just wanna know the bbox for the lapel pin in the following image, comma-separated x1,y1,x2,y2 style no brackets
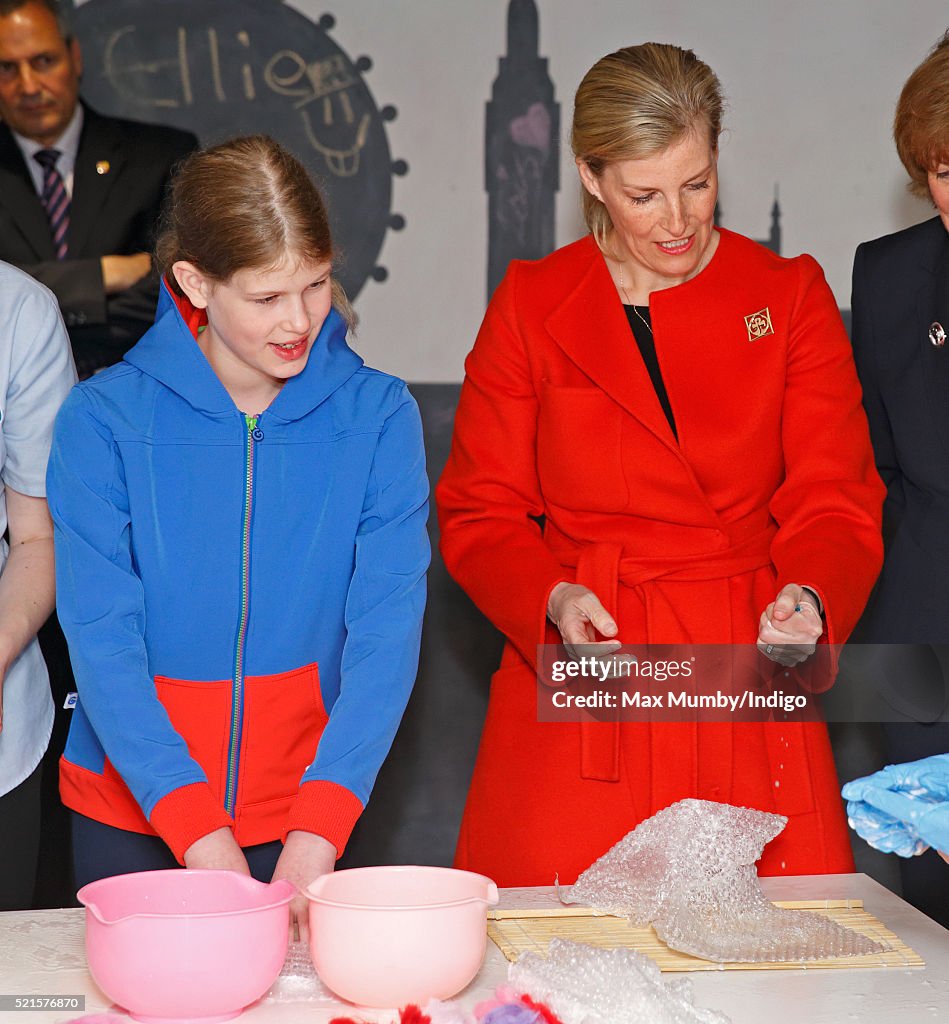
745,307,774,341
929,322,946,348
95,160,111,176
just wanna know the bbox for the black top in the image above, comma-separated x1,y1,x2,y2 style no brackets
624,304,677,439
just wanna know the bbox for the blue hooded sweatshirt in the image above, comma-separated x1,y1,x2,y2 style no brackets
47,284,429,862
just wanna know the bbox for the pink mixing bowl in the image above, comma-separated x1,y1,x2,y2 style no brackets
305,865,499,1008
77,870,294,1024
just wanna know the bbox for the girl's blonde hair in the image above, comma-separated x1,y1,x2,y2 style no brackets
156,135,354,327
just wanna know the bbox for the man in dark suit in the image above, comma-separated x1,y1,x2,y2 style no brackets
0,0,197,377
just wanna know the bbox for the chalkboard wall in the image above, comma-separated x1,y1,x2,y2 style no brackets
70,0,406,300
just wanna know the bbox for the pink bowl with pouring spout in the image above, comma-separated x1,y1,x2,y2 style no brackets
78,869,294,1024
305,865,499,1008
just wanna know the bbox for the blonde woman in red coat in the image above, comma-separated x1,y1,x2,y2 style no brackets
436,43,885,887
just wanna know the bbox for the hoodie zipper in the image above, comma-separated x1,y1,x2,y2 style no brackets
224,413,264,815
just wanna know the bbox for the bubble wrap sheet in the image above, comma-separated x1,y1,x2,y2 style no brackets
510,938,731,1024
565,799,885,962
264,941,336,1003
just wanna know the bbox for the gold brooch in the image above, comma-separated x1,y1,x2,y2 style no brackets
745,308,773,341
95,161,111,176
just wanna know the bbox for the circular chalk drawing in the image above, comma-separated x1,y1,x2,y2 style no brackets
72,0,406,300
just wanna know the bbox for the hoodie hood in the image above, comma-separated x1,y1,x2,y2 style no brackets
123,278,364,419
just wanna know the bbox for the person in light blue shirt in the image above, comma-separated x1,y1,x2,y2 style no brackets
0,260,75,909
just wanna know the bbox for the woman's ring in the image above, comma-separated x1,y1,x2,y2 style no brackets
765,644,774,655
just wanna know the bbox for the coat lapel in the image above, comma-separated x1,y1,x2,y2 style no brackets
544,241,679,449
918,228,949,456
0,127,55,258
68,108,125,257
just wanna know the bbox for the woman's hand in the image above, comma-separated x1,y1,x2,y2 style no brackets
547,582,621,659
757,584,823,666
183,827,250,874
272,831,337,942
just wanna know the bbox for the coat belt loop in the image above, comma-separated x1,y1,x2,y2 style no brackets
576,543,622,782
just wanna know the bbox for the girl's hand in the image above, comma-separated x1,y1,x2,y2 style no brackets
272,831,337,942
757,584,823,666
183,827,250,874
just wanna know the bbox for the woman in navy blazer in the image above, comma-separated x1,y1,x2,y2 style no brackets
849,31,949,926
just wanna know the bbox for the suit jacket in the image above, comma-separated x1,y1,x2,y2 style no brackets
850,215,949,719
0,104,197,376
436,229,884,885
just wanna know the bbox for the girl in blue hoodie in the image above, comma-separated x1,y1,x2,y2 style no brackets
47,136,429,931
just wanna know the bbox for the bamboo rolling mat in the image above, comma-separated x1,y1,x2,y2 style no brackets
487,899,924,971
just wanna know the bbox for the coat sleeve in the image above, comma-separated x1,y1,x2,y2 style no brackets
435,265,568,668
46,388,233,862
850,242,904,547
768,254,885,644
287,383,430,855
100,130,199,340
12,257,107,326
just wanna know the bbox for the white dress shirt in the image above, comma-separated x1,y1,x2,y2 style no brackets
12,103,84,199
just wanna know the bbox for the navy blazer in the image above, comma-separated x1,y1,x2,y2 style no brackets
850,214,949,720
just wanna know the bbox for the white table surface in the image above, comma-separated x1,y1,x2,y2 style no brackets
0,874,945,1023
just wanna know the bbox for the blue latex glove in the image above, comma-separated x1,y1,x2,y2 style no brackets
842,754,949,857
843,797,927,857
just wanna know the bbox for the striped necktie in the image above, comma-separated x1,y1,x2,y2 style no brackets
33,148,69,259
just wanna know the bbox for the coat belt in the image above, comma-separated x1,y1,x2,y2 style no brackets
568,535,774,782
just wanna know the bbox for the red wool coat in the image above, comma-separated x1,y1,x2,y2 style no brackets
436,229,885,887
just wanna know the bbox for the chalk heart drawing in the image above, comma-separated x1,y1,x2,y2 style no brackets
510,102,551,154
